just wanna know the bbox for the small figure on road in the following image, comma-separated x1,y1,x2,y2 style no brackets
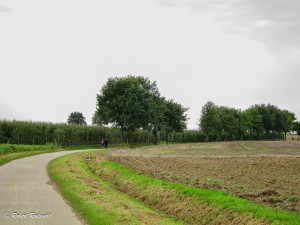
104,139,108,148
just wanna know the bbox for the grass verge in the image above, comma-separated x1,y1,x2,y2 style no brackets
0,144,58,166
0,151,49,166
88,154,300,225
48,152,183,225
0,144,57,154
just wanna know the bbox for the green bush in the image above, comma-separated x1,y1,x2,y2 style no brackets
0,144,57,155
0,120,155,147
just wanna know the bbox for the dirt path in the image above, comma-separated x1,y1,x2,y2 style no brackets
0,150,93,225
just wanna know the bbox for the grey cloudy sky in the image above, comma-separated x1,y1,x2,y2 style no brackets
0,0,299,129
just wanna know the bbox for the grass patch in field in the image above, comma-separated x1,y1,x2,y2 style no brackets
0,144,57,154
0,151,48,166
90,157,300,225
112,141,300,157
48,152,182,225
63,145,100,150
0,144,58,166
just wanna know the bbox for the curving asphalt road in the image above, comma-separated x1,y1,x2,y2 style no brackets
0,150,92,225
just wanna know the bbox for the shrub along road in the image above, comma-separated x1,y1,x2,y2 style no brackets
0,150,92,225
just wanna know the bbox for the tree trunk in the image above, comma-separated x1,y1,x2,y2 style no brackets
284,132,287,141
121,126,124,147
153,127,158,145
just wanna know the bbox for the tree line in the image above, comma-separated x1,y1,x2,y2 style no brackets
1,76,299,146
0,120,156,147
198,101,297,141
91,76,299,143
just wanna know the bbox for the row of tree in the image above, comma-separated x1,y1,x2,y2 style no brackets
199,101,297,141
66,76,299,144
0,120,156,147
2,76,298,146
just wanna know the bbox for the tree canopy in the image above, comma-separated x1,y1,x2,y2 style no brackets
199,102,296,141
93,76,188,144
163,99,189,143
293,121,300,136
67,111,87,126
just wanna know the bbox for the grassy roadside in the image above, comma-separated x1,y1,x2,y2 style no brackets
0,144,58,166
88,155,300,225
0,144,57,154
48,152,182,225
0,151,51,166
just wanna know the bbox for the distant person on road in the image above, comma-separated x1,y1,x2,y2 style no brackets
100,139,104,148
104,139,108,148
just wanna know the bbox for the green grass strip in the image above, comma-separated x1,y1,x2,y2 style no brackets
48,153,182,225
0,151,49,166
0,144,58,166
0,144,57,154
63,145,100,150
100,161,300,225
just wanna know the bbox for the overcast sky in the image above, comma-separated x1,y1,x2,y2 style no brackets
0,0,299,129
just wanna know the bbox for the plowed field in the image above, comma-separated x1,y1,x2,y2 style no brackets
109,141,300,213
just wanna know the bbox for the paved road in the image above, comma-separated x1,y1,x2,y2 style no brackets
0,150,93,225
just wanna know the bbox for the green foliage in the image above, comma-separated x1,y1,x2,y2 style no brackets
67,111,87,125
0,144,56,155
219,106,242,140
93,76,161,142
280,109,296,139
0,120,155,147
0,144,58,166
48,153,181,225
198,102,296,141
94,76,157,128
293,121,300,135
93,76,188,145
288,197,299,203
198,101,222,141
0,152,51,166
168,130,206,143
163,99,189,143
63,145,100,150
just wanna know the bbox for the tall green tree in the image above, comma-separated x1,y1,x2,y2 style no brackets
143,95,167,144
198,101,222,141
280,110,296,140
257,104,277,135
93,76,162,144
67,112,87,126
163,99,188,143
244,106,264,139
219,106,242,140
293,121,300,140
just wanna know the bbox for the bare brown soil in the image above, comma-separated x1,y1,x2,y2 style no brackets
88,153,269,225
112,141,300,157
109,141,300,213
